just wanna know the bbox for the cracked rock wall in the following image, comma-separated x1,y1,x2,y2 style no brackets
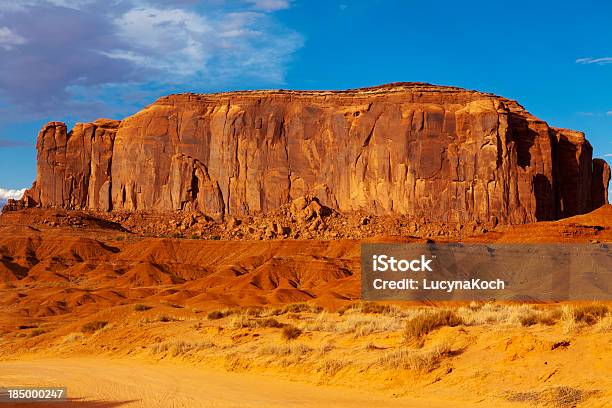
23,83,610,224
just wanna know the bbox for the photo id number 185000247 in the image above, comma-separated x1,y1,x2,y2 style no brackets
0,387,67,403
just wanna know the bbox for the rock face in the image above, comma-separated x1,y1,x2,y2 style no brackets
28,119,120,211
22,83,610,224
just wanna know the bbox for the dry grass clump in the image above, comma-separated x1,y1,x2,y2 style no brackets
376,342,453,373
151,340,215,357
518,308,562,327
595,316,612,333
61,332,84,343
260,343,312,356
207,308,235,320
266,302,323,316
281,325,302,340
456,303,563,327
81,320,108,333
317,359,347,377
345,314,403,337
134,304,152,312
571,304,608,325
506,386,599,408
258,317,285,328
337,302,400,316
227,314,286,329
157,314,179,322
404,310,462,342
302,310,405,336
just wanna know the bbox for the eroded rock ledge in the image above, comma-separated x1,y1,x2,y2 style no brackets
18,82,610,224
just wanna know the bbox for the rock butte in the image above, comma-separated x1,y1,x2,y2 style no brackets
19,82,610,225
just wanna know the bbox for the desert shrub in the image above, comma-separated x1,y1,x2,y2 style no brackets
518,308,561,327
281,325,302,340
264,302,322,315
572,304,608,325
337,302,403,317
134,304,152,312
257,317,285,328
245,307,263,317
208,310,227,320
157,314,177,323
280,303,322,314
337,302,393,315
81,320,108,333
359,302,394,314
404,310,462,342
207,308,235,320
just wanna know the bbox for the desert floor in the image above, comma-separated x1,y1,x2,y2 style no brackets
0,357,472,408
1,302,611,408
1,207,611,407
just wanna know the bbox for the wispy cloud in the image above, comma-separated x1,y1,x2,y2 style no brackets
0,26,26,50
575,57,612,65
604,154,612,157
576,111,612,117
0,1,303,122
246,0,291,11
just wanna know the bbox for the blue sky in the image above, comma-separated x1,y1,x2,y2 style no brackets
0,0,610,194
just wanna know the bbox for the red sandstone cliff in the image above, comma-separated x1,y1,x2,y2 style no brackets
21,83,610,224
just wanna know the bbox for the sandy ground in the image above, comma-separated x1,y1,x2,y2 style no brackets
0,357,475,408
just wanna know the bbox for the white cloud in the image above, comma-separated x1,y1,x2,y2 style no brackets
0,188,25,200
104,5,303,84
607,111,612,116
0,26,26,50
575,57,612,65
605,154,612,157
109,6,214,76
246,0,290,11
0,187,25,207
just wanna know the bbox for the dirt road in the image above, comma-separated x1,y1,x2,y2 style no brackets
0,357,470,408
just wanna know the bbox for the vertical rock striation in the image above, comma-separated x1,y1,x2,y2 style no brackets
21,83,610,224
